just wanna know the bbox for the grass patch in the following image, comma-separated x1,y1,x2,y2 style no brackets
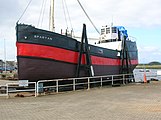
136,65,161,69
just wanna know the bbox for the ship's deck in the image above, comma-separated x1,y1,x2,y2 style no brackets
0,80,161,120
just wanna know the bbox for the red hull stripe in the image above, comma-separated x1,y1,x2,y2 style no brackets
17,43,138,66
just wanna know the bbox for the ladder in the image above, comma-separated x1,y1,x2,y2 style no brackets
76,24,94,77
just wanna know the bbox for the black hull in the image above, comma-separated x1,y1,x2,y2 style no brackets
18,57,137,82
16,24,138,82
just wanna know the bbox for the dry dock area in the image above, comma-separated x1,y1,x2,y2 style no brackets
0,81,161,120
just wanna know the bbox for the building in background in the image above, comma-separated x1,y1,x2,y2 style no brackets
0,59,17,72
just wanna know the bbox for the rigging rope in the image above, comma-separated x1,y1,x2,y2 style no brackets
62,0,75,36
37,0,45,27
17,0,33,22
64,0,74,32
40,0,47,27
76,0,100,35
62,0,68,28
37,0,47,28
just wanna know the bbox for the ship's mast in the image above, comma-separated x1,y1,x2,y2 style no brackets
49,0,55,32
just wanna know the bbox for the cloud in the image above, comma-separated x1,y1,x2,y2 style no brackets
0,0,161,62
138,46,161,63
1,0,161,32
139,46,158,52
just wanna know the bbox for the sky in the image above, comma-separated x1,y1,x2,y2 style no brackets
0,0,161,63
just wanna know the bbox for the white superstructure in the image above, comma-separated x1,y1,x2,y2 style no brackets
96,41,122,51
94,25,130,51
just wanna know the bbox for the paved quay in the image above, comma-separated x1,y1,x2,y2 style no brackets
0,81,161,120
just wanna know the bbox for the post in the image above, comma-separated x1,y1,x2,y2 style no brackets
6,84,9,99
49,0,55,32
87,78,90,90
112,75,114,85
56,80,59,93
101,77,102,87
123,74,125,85
37,82,39,96
73,79,75,91
4,39,7,73
34,82,37,97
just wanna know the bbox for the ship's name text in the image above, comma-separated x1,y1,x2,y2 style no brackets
34,35,53,40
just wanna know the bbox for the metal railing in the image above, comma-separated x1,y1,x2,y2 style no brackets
6,82,36,98
0,73,134,98
0,85,7,97
36,73,134,96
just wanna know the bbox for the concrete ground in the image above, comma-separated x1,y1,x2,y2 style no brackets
0,81,161,120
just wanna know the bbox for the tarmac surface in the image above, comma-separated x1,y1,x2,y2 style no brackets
0,80,161,120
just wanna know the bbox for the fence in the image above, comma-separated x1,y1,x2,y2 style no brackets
0,85,7,97
36,74,134,96
0,74,134,98
6,82,36,98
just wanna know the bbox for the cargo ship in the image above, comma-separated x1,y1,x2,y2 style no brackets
16,0,138,81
